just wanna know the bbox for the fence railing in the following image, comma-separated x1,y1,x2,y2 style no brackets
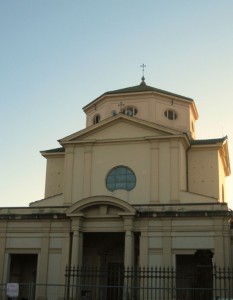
1,265,233,300
64,265,233,300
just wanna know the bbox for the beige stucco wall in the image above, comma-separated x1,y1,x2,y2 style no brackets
42,107,227,207
44,156,64,198
67,138,187,205
218,151,227,202
145,217,230,267
188,148,219,199
0,217,70,286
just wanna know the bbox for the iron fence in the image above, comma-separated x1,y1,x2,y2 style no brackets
64,265,233,300
1,265,233,300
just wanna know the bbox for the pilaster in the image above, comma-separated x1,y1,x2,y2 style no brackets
162,219,172,266
139,220,149,267
170,141,179,203
150,142,159,203
64,146,74,205
36,221,50,300
60,230,71,285
214,218,231,267
0,222,6,284
83,145,93,198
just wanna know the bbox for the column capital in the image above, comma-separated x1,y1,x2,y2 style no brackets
69,215,84,232
65,146,74,154
67,213,84,218
149,140,159,149
119,213,135,231
118,212,135,219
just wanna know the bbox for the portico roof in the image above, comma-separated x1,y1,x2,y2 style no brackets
190,136,227,145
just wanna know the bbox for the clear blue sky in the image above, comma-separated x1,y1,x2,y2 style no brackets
1,1,233,207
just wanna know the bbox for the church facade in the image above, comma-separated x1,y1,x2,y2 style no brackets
0,77,232,298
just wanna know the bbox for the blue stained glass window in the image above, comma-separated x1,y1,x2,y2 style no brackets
106,166,136,191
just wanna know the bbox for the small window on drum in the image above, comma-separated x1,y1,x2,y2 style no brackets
123,107,138,116
106,166,136,191
93,114,101,124
164,109,177,120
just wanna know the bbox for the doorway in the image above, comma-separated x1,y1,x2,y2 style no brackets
176,250,213,300
83,232,125,267
9,254,38,299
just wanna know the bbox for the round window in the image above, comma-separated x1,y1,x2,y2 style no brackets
106,166,136,191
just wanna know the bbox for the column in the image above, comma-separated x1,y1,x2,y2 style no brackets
121,214,135,267
124,230,134,267
71,216,83,267
71,231,83,267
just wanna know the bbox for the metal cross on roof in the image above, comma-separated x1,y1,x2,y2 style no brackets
140,63,146,76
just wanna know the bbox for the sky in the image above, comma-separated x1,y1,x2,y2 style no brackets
0,1,233,207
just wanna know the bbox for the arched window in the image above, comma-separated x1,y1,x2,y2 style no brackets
106,166,136,191
93,114,101,124
164,109,177,120
123,106,138,116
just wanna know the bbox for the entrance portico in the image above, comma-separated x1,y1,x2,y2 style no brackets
66,196,137,268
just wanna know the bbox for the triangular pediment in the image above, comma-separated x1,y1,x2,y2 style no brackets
59,114,184,144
